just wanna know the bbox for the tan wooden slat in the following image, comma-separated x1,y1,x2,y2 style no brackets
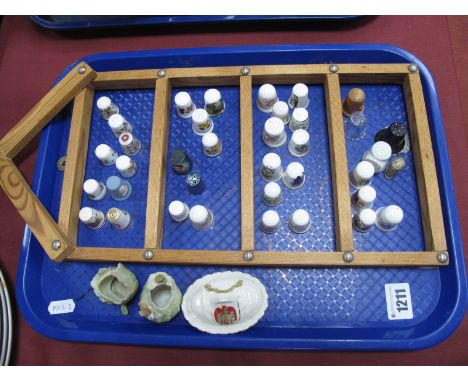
0,62,96,158
69,248,246,264
403,73,447,252
253,251,445,266
68,247,444,267
154,64,410,80
240,75,255,250
324,74,354,252
166,66,241,87
338,73,407,84
91,70,157,89
144,78,171,248
166,64,410,87
0,152,73,262
58,87,94,245
348,251,447,266
248,64,327,85
336,64,410,74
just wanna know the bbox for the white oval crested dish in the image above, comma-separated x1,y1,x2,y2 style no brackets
182,271,268,335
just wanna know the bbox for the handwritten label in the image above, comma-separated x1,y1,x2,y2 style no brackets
48,299,75,315
385,283,413,320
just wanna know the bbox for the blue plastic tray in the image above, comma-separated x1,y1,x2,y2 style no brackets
16,45,467,350
29,16,362,31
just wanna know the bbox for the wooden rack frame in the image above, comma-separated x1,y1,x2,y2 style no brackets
0,62,448,267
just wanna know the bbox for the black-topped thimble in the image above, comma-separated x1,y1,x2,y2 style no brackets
171,149,193,175
186,172,205,195
374,122,407,154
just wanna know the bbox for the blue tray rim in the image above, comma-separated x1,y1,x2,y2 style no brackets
29,16,363,31
15,44,468,351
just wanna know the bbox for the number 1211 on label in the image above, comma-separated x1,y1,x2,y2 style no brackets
385,283,413,320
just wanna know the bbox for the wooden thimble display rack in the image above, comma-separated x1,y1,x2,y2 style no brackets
0,62,448,267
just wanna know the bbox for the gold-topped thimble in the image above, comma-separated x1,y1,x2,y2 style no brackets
342,88,365,117
106,207,131,230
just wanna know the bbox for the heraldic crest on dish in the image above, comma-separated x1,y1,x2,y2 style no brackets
182,271,268,334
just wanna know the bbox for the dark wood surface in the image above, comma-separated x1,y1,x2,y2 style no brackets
0,15,466,365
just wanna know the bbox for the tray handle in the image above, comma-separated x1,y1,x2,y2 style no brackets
0,62,96,262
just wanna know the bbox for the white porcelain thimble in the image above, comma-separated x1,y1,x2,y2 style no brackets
263,117,286,148
362,141,392,173
189,205,214,231
119,132,141,156
288,83,309,109
352,208,377,233
95,144,118,166
257,84,278,113
289,108,309,131
83,179,107,201
351,185,376,211
271,101,290,125
288,209,311,233
204,88,225,116
116,155,137,177
262,182,282,207
288,129,310,157
106,207,131,230
202,132,222,157
79,207,106,229
96,96,119,120
282,162,305,189
260,153,283,182
376,205,404,231
349,161,375,189
260,210,281,234
168,200,190,222
175,91,196,118
192,108,214,136
108,114,132,138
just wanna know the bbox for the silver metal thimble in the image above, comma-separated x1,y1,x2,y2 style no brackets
384,156,406,179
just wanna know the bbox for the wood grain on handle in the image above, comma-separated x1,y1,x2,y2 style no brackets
0,62,96,158
0,152,73,262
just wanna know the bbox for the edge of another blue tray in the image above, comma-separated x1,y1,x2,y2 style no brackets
29,16,363,31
